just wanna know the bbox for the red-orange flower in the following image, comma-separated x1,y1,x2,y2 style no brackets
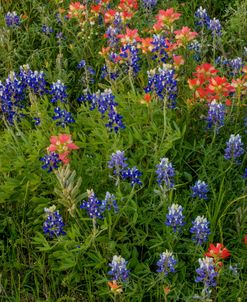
231,78,247,96
173,55,185,68
104,10,132,24
154,8,181,29
193,63,218,81
164,286,171,295
138,37,154,53
205,243,231,260
174,26,198,46
104,9,117,23
67,2,86,19
117,27,141,44
118,0,138,12
208,76,234,97
99,46,111,58
47,134,79,164
187,78,204,90
108,281,123,294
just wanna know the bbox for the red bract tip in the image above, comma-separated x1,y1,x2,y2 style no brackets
193,63,218,81
205,243,231,260
174,26,198,46
47,134,79,164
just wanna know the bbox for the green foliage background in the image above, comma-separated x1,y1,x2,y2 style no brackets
0,0,246,301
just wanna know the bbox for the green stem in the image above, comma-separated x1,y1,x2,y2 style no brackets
161,97,167,144
128,70,135,93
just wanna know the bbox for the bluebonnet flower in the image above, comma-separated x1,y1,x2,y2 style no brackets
90,89,117,113
243,168,247,179
0,72,26,124
80,89,125,132
229,264,239,276
77,60,86,69
40,152,61,172
191,180,209,200
142,0,157,10
165,204,185,232
151,35,169,63
0,67,47,124
79,65,95,86
4,71,25,100
195,257,218,294
77,90,93,103
188,40,202,61
105,25,121,48
229,57,244,75
224,134,245,161
19,65,47,94
194,6,210,27
55,13,63,25
108,255,129,282
156,250,177,275
43,205,66,238
33,117,41,125
56,32,64,43
208,18,222,36
145,65,177,107
108,52,120,63
5,12,20,27
101,64,119,80
119,44,140,75
121,167,142,186
190,216,210,245
101,192,118,213
156,158,175,191
106,107,125,132
108,150,128,176
52,107,75,127
80,189,104,219
87,66,96,77
41,25,54,36
215,56,229,67
206,100,225,131
188,40,201,53
50,80,68,103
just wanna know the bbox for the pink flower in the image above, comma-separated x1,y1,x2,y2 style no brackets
173,55,185,68
174,27,198,46
154,8,181,30
47,134,79,164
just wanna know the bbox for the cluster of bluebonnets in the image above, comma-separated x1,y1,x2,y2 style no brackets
80,190,118,219
40,152,61,172
195,6,222,36
5,11,20,27
141,0,158,10
78,89,125,132
108,150,142,186
144,65,178,108
43,205,66,238
0,63,127,132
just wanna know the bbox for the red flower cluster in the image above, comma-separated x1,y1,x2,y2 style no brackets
174,26,198,47
205,243,230,268
188,63,234,103
47,134,79,164
117,28,141,45
231,65,247,99
153,8,181,31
